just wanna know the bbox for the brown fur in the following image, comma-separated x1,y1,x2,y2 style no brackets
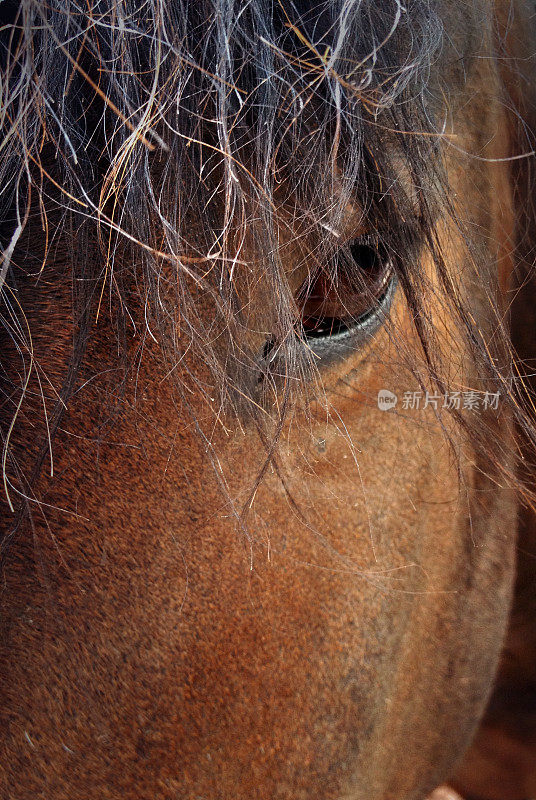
453,3,536,796
1,2,536,799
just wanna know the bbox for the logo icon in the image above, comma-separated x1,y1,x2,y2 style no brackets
377,389,398,411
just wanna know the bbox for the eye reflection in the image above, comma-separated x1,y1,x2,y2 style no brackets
297,238,394,342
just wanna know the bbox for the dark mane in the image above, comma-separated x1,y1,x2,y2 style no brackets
1,0,535,539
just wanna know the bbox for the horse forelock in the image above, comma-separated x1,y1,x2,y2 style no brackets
0,0,534,529
3,5,536,797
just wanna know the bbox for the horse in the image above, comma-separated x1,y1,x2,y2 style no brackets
1,1,536,798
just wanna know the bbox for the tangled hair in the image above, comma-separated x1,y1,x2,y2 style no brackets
1,0,536,538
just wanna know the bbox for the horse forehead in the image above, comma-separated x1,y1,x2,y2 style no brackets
427,0,493,96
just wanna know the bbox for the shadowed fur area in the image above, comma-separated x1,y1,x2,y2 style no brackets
1,1,536,799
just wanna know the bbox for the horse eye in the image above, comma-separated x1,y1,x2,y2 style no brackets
297,238,395,346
